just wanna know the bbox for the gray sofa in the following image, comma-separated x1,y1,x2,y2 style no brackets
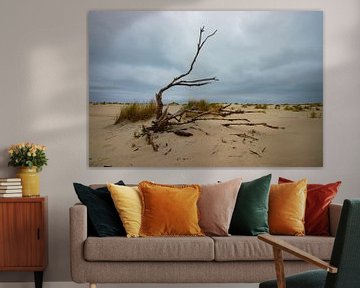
70,202,342,288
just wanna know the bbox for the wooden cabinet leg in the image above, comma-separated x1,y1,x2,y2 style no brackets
34,271,43,288
89,283,97,288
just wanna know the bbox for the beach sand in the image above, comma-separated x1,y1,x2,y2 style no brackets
89,103,323,167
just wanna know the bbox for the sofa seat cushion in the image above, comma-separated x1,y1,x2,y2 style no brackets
84,236,214,261
212,236,334,261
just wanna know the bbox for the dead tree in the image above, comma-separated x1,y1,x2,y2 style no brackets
153,26,218,131
138,26,283,152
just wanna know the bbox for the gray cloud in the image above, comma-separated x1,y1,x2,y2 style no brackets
89,11,323,104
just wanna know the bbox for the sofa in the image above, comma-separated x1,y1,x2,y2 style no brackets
70,201,342,287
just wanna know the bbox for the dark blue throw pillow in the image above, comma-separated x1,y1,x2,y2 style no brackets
73,181,126,237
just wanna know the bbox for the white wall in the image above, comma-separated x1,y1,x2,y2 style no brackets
0,0,359,283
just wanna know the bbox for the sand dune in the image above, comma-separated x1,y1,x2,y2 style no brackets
89,104,322,167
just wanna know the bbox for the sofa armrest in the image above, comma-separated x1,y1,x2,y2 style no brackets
69,203,88,283
329,203,342,237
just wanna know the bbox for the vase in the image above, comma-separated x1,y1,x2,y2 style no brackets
16,167,40,197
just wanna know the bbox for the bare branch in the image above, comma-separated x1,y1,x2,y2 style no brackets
154,26,218,119
173,81,216,87
175,77,219,85
173,26,217,83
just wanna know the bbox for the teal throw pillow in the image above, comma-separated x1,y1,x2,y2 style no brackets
229,174,272,236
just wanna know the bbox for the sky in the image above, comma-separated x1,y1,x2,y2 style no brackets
88,11,323,104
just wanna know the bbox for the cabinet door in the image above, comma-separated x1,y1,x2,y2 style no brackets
0,202,44,268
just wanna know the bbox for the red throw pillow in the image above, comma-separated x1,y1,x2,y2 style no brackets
278,177,341,236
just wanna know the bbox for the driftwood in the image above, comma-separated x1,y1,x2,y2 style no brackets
164,148,172,155
249,149,262,157
136,27,286,151
142,125,159,152
173,130,193,137
222,122,284,129
231,133,259,141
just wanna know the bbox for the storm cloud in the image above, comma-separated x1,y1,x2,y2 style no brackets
89,11,323,104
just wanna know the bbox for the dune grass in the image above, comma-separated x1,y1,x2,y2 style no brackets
254,104,268,109
184,99,222,112
114,101,157,124
284,104,304,112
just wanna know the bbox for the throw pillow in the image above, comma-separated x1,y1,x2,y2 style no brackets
73,181,126,237
269,179,307,236
229,174,272,236
278,177,341,236
198,178,242,236
107,183,142,238
138,181,203,237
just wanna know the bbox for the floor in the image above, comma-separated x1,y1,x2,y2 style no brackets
0,283,259,288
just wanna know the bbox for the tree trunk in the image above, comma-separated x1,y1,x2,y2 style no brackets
155,92,163,120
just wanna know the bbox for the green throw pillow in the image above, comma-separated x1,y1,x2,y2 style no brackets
229,174,272,236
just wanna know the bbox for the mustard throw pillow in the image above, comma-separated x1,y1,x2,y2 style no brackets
269,179,307,236
107,183,142,237
138,181,204,237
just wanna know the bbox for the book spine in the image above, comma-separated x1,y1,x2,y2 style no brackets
0,190,23,193
0,187,22,190
0,178,21,182
0,183,22,186
0,194,22,197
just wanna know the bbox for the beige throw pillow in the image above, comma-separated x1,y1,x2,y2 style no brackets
198,178,242,236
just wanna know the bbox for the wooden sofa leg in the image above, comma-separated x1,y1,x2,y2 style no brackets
89,283,97,288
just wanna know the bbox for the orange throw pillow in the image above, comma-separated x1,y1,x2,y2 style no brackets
269,179,307,236
278,177,341,235
138,181,204,237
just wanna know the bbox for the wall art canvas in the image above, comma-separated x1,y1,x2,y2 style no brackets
89,11,323,167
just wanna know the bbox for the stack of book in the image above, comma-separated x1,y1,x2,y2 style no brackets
0,178,22,197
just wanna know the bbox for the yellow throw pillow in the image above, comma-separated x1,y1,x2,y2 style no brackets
138,181,204,237
107,183,142,238
269,179,307,236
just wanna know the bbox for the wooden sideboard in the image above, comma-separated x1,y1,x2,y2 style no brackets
0,197,47,288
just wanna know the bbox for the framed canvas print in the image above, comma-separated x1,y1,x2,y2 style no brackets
88,11,323,167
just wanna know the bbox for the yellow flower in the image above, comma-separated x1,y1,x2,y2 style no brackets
38,145,46,151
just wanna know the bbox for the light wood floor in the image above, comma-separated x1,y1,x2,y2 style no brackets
0,282,259,288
